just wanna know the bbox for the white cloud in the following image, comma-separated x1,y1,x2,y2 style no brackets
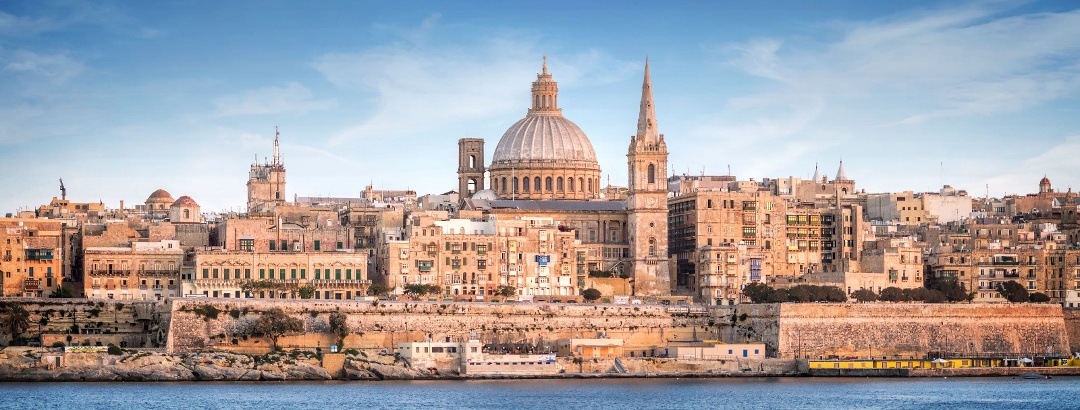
315,17,633,146
4,50,84,84
0,11,61,35
213,82,335,117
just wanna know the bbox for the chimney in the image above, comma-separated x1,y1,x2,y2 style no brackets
119,200,125,218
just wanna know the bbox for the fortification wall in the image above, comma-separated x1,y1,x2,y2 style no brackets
1063,308,1080,355
775,303,1069,359
0,298,169,348
166,299,706,354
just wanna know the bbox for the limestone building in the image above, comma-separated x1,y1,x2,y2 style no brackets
83,240,184,300
247,128,287,214
0,218,64,297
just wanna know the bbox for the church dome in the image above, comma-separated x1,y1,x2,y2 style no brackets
471,189,497,201
171,196,199,207
147,189,173,202
491,114,597,163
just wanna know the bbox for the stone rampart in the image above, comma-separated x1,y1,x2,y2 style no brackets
156,299,1077,361
1062,308,1080,354
166,299,706,354
774,303,1069,359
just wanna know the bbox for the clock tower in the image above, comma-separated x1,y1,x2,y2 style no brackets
626,60,671,296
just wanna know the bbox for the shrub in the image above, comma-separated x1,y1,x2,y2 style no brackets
193,304,222,321
51,341,65,348
581,288,602,302
107,345,123,355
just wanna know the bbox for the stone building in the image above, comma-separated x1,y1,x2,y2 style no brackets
83,240,184,300
188,250,369,300
247,129,287,214
0,218,64,297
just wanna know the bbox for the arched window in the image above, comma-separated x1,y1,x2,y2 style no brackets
467,179,477,194
183,209,190,219
469,155,476,168
579,178,585,192
545,177,553,192
588,178,594,193
557,177,564,192
542,95,548,108
648,238,656,257
568,178,575,192
522,177,530,193
647,164,656,184
534,177,541,192
513,177,519,193
502,177,507,193
535,95,540,108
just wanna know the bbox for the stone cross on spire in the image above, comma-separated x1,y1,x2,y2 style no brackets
273,126,281,166
636,58,659,141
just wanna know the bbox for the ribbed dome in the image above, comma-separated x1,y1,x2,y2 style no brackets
491,113,597,164
171,196,199,207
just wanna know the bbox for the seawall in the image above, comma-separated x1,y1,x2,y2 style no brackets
771,303,1069,359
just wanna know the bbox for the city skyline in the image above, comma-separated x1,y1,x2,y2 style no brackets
3,1,1080,214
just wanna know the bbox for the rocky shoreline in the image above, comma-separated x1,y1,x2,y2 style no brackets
0,347,448,382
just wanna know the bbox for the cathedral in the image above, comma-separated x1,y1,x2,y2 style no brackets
459,58,672,296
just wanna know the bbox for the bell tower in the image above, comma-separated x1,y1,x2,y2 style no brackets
458,138,486,198
626,59,671,296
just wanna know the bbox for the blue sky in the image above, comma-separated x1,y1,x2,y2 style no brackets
2,1,1080,214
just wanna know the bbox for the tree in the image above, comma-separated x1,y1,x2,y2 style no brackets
1,302,31,342
581,288,602,302
496,286,517,298
328,312,350,339
367,284,391,296
929,280,969,302
49,284,74,298
850,289,878,302
1028,292,1051,303
742,283,772,304
404,283,441,297
252,308,305,350
997,281,1028,303
879,287,908,302
297,285,316,299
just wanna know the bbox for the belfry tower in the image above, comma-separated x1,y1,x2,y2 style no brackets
458,138,486,198
626,60,671,296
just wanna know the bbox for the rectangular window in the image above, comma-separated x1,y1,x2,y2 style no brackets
239,239,254,252
346,269,352,280
337,241,343,250
300,269,306,279
245,269,251,279
259,269,266,279
314,240,321,251
269,241,276,251
279,269,285,280
202,269,209,279
315,269,321,280
335,269,342,280
291,269,297,279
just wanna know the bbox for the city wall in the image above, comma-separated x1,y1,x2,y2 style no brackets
166,299,706,354
766,303,1070,359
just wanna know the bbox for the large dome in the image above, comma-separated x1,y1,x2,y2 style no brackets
491,113,597,163
487,57,602,201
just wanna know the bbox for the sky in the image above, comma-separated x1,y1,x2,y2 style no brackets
2,0,1080,214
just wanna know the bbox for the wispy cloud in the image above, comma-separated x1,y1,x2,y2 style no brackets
213,82,336,117
4,50,85,85
315,16,633,146
0,10,61,35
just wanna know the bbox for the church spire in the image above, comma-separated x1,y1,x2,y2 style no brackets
636,58,659,142
835,160,848,181
272,126,282,166
812,162,821,182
